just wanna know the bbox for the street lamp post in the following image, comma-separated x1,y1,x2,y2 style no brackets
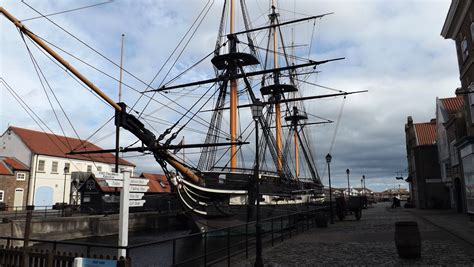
62,166,69,216
363,175,366,196
325,153,334,224
346,169,350,197
252,99,264,267
362,175,366,208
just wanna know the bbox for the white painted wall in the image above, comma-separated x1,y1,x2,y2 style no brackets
29,154,134,206
0,130,32,165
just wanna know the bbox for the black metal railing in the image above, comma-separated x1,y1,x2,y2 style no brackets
0,206,328,266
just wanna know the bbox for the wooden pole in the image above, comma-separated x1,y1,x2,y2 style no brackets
229,0,238,170
21,210,32,267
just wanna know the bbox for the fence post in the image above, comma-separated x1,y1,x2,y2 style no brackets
227,228,230,267
204,232,207,266
172,239,176,266
271,219,274,247
245,223,248,259
46,250,54,267
280,217,283,242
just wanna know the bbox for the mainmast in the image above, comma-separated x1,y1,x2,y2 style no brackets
271,2,283,174
229,0,238,170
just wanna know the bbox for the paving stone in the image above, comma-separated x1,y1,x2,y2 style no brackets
236,203,474,266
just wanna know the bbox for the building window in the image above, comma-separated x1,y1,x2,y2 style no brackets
97,166,102,172
16,172,26,181
0,191,4,202
471,22,474,43
462,36,469,61
87,165,92,172
51,161,58,173
37,160,45,172
64,163,70,173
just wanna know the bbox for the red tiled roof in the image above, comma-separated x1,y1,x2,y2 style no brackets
141,173,170,193
9,126,135,167
3,157,29,171
0,162,13,176
440,96,464,115
414,122,436,146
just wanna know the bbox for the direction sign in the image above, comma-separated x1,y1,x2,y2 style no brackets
130,185,149,192
129,193,144,200
105,179,123,187
74,258,116,267
96,171,122,180
129,199,146,207
130,178,149,186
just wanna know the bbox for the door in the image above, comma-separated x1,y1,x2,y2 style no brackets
34,186,54,208
14,188,24,210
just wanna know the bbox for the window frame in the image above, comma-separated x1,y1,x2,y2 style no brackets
51,161,59,174
87,165,92,173
37,160,45,172
0,190,4,202
64,163,70,174
16,172,26,181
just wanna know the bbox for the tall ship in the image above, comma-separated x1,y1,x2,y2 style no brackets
1,1,362,232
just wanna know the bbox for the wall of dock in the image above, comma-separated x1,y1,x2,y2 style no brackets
0,212,179,240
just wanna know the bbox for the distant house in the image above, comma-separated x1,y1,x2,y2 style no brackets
436,95,466,212
79,172,176,214
140,172,171,193
405,117,448,209
0,126,135,207
0,157,30,210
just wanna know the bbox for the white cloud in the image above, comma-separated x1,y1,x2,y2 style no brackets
0,0,458,191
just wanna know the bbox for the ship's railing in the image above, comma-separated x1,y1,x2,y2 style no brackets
206,167,280,177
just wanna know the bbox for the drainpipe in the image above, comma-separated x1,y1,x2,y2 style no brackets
31,155,39,206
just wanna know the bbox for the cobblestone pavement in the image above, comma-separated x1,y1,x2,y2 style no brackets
237,203,474,266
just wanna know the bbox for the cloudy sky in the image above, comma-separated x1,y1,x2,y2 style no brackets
0,0,459,192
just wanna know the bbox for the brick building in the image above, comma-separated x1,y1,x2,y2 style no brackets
0,157,30,209
442,0,474,215
405,117,448,209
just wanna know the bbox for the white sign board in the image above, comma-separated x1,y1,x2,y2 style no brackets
129,199,146,207
95,171,122,180
73,258,116,267
105,179,123,187
130,178,149,186
129,193,144,200
130,185,149,192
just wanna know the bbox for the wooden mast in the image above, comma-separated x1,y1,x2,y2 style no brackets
271,1,283,174
229,0,238,170
0,7,204,185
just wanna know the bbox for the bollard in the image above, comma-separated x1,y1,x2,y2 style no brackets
394,221,421,259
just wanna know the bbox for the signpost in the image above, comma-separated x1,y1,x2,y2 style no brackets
115,171,149,258
118,171,130,258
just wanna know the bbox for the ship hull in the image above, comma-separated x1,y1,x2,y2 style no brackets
172,171,324,233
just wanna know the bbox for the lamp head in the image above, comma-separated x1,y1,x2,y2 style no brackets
251,98,264,120
325,153,332,163
346,168,350,175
